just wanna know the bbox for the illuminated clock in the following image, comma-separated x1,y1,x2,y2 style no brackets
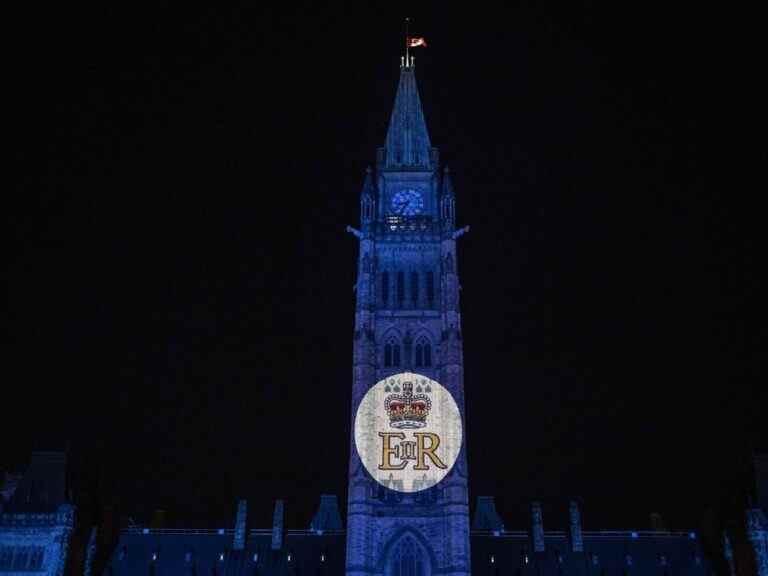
391,189,424,216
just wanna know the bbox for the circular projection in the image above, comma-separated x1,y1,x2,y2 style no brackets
354,372,462,493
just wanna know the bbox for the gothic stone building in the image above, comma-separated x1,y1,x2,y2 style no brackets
93,57,714,576
0,453,76,576
2,60,738,575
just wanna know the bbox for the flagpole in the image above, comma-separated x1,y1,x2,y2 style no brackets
405,17,410,66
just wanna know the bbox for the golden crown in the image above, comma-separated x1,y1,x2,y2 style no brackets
384,381,431,429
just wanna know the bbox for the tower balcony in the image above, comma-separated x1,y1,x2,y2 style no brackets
377,216,444,239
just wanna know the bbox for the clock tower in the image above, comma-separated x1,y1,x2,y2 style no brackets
346,56,471,576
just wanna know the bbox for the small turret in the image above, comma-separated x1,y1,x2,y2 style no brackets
441,166,455,230
724,530,736,576
360,166,375,233
472,496,504,535
569,500,584,552
747,508,768,576
531,502,545,552
310,494,343,533
233,499,247,550
271,500,284,550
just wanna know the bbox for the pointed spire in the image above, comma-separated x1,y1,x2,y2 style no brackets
310,494,343,532
441,166,455,225
361,166,375,197
233,499,247,550
271,499,284,550
384,64,432,168
442,166,454,197
569,501,584,552
360,166,375,226
472,496,504,533
531,502,545,552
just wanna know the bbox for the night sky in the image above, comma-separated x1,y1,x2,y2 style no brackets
6,2,762,534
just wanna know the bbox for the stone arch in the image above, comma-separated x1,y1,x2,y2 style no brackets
377,526,436,576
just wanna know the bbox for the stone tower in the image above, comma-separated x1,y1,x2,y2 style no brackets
345,56,471,576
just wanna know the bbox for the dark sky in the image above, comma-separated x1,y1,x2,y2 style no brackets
6,2,762,533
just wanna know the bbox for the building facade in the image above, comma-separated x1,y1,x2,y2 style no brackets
2,58,724,576
0,453,75,576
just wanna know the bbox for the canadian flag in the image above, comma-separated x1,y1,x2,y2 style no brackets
407,37,427,48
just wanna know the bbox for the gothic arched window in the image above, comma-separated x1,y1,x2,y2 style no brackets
410,271,419,305
384,338,401,368
381,271,389,305
390,537,424,576
442,196,454,221
426,272,435,306
414,337,432,368
362,195,373,221
397,272,405,306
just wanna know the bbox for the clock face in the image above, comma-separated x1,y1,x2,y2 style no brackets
391,189,424,216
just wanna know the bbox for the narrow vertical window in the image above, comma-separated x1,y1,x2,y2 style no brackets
414,337,431,368
385,337,401,368
0,548,11,570
391,537,424,576
13,548,28,571
32,548,44,570
381,271,389,306
426,271,435,306
410,271,419,305
397,271,405,306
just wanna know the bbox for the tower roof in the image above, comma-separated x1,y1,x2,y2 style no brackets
384,63,433,169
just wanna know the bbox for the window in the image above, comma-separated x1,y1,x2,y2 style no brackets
0,547,12,570
25,548,43,571
384,338,401,368
381,272,389,305
414,337,432,368
426,272,434,306
13,548,28,571
391,537,424,576
362,196,373,220
397,272,405,306
410,271,419,304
